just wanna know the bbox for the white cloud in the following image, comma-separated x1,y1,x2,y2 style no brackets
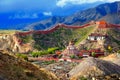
56,0,120,7
43,12,52,16
9,13,39,19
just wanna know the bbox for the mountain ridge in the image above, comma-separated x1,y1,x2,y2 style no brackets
0,1,106,30
25,1,120,30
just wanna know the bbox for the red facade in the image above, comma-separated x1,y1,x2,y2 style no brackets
78,49,104,57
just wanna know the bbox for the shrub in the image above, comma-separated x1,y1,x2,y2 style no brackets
47,47,59,54
16,54,28,61
20,35,33,43
31,51,48,57
41,60,56,65
70,54,76,59
79,76,87,80
78,56,83,59
107,46,113,53
31,52,39,57
91,52,96,57
31,47,60,57
117,50,120,54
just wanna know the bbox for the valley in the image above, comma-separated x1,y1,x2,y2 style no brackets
0,1,120,80
0,20,120,80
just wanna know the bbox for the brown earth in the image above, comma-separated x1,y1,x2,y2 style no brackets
68,57,120,80
0,51,58,80
0,34,32,53
102,53,120,66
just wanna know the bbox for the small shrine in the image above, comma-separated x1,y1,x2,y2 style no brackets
61,41,79,59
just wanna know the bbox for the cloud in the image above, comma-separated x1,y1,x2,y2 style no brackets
0,0,119,13
43,12,52,16
56,0,120,7
0,0,56,13
9,13,39,19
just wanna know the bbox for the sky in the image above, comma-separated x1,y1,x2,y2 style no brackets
0,0,120,12
0,0,120,18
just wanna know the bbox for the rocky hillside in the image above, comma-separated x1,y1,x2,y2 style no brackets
0,31,33,53
77,23,120,52
18,21,120,52
69,57,120,80
100,13,120,24
65,1,120,25
32,24,95,50
102,54,120,66
0,51,58,80
26,1,120,30
106,28,120,49
1,21,120,53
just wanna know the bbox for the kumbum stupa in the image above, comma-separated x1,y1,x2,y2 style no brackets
59,41,79,61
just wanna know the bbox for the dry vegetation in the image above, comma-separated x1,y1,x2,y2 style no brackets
69,57,120,80
0,30,19,34
0,51,58,80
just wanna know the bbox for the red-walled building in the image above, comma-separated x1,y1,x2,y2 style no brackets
96,20,108,28
79,49,104,58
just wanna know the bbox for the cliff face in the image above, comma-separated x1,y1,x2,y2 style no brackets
0,34,32,53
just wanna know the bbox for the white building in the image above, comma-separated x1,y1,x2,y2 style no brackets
88,33,106,41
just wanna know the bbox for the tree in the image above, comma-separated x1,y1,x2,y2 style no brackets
107,46,113,53
117,50,120,54
91,52,96,57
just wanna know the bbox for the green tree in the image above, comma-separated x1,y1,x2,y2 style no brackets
107,46,113,53
117,50,120,54
91,52,96,57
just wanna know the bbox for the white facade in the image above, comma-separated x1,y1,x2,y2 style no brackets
88,36,105,41
88,36,95,40
67,45,75,50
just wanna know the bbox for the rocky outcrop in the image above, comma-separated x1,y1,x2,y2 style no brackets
102,54,120,66
68,57,120,80
0,34,32,53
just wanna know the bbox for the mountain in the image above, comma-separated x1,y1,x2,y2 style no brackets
100,13,120,24
0,13,50,30
64,1,120,24
26,1,120,30
0,21,120,80
20,24,95,50
52,1,105,16
0,1,106,30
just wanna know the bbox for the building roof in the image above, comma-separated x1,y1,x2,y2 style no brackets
98,20,108,28
89,33,106,37
99,20,107,25
80,49,104,53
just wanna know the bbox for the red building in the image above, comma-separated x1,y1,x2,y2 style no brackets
79,49,104,58
97,20,108,28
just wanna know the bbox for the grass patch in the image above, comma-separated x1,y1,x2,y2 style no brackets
74,25,95,45
16,53,28,61
31,47,59,57
0,30,19,34
41,60,56,65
